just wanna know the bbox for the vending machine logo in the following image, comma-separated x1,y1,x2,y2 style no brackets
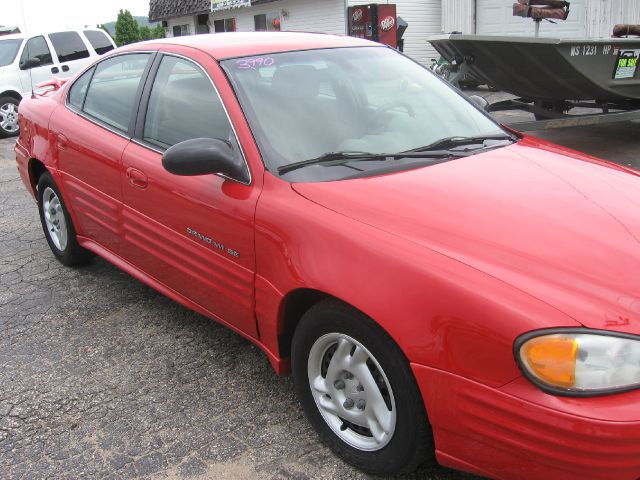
380,16,395,31
352,8,363,22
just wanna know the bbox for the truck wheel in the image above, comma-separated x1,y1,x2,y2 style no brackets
0,96,20,138
37,172,93,266
292,299,433,476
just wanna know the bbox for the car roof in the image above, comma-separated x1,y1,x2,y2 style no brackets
137,32,380,60
0,28,108,41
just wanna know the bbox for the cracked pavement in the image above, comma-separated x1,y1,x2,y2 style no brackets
0,135,475,480
1,100,638,479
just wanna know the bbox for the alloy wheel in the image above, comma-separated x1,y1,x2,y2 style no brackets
307,332,397,451
0,101,19,134
42,187,68,251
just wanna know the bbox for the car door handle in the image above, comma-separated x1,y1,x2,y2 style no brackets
57,133,68,150
126,167,148,189
61,65,69,72
51,66,59,74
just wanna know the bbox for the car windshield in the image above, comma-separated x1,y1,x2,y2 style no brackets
221,46,510,182
0,39,23,67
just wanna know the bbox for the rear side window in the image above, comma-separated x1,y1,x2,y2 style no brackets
48,31,89,63
83,30,114,55
19,36,53,69
143,55,231,148
83,54,151,132
68,67,94,109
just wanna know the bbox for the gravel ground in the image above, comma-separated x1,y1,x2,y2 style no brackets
0,136,475,480
1,95,638,480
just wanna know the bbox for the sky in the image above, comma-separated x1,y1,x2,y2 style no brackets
2,0,152,33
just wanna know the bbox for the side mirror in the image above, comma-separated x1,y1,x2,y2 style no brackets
468,94,490,112
20,58,41,70
162,137,249,183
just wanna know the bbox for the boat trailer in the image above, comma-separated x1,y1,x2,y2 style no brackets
430,1,640,131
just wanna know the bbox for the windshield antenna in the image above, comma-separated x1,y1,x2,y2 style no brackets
20,0,35,98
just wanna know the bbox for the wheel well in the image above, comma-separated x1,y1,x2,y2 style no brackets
1,91,22,102
29,159,47,194
278,288,330,358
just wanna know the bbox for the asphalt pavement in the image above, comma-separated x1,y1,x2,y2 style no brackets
0,104,639,480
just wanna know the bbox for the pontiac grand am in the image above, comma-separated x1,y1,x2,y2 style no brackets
15,32,640,479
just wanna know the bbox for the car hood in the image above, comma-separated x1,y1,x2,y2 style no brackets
292,139,640,335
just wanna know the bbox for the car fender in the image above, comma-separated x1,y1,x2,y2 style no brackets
255,173,581,387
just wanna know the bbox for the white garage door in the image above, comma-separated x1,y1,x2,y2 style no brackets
476,0,586,38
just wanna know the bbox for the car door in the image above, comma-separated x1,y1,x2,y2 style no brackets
47,31,92,77
121,50,259,337
49,52,154,254
17,35,58,94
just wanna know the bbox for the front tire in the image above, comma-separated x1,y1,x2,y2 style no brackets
37,172,93,266
0,96,20,138
292,299,433,476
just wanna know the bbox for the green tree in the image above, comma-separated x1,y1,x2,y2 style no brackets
151,23,166,39
97,23,109,34
114,9,139,46
139,25,152,41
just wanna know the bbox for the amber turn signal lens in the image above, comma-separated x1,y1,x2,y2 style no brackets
520,336,578,388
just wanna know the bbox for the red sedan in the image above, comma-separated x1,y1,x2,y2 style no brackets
14,32,640,479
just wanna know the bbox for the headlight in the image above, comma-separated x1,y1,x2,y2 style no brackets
515,329,640,395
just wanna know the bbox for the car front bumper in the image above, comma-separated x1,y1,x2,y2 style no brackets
412,363,640,480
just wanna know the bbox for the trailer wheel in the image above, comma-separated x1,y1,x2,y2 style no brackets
534,100,571,120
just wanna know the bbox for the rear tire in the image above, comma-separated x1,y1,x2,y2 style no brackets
37,172,93,266
0,96,20,138
292,299,433,476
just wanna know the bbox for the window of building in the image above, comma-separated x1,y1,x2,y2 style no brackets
19,35,53,69
83,53,151,131
172,24,190,37
48,31,90,63
213,18,236,33
143,55,232,149
254,12,281,32
196,14,210,34
83,30,114,55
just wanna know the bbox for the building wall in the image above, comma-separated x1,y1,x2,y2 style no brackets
165,0,440,66
475,0,587,37
165,15,197,37
441,0,475,34
585,0,640,38
447,0,640,40
210,0,346,35
349,0,441,65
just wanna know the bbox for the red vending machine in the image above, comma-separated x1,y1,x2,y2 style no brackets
347,4,398,48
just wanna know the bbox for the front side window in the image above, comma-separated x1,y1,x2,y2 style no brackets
48,31,90,63
0,38,23,67
83,30,114,55
19,36,52,69
83,54,151,131
222,46,509,182
143,55,232,149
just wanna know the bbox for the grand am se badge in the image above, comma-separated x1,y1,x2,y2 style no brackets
186,227,240,258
